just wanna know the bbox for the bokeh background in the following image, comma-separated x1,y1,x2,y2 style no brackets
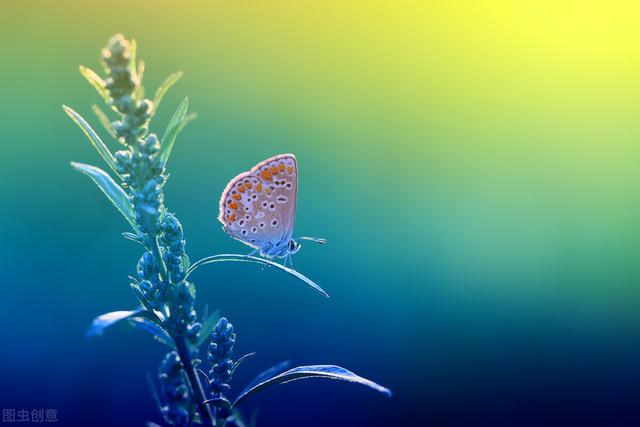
1,1,640,425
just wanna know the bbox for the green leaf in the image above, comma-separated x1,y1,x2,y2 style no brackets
91,104,116,138
153,71,183,111
130,38,138,72
63,105,120,177
231,352,256,375
137,60,146,83
196,307,221,346
79,65,111,104
70,162,136,229
127,316,174,348
181,254,191,272
146,373,164,415
86,308,172,348
130,282,165,322
240,361,290,395
186,253,329,298
122,231,145,245
233,365,392,408
134,59,146,100
86,309,143,339
160,97,195,164
203,397,232,412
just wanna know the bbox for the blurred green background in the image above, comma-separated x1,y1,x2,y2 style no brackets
1,1,640,425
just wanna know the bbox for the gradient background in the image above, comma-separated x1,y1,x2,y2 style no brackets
1,1,640,426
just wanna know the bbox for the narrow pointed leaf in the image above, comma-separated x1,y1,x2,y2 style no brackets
154,71,183,111
127,316,174,348
79,66,111,104
64,106,120,177
138,60,146,84
202,397,232,412
232,352,256,375
159,97,191,164
130,39,138,73
86,309,143,338
239,361,290,398
134,60,146,100
234,365,391,407
197,368,211,384
196,308,221,346
186,254,329,297
87,308,168,343
70,162,135,229
122,231,145,245
130,282,165,322
146,372,165,414
91,104,116,138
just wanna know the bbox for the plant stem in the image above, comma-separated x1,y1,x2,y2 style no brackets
150,234,169,282
174,334,216,426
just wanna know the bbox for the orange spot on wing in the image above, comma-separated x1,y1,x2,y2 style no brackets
228,213,236,222
229,201,238,210
287,166,294,174
261,170,272,180
232,194,241,200
270,166,278,174
238,185,246,193
278,163,285,172
246,182,253,189
256,183,263,193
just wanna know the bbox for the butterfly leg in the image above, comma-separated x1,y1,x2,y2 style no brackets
284,253,294,268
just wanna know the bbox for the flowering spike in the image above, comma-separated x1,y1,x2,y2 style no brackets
207,317,236,398
158,351,192,426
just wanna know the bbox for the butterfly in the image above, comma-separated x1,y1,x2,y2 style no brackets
218,153,325,263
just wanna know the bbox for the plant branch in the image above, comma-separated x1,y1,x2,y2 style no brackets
174,334,215,426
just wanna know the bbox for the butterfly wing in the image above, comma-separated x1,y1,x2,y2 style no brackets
218,154,298,256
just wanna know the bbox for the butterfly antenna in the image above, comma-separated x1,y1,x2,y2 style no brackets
299,236,327,245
